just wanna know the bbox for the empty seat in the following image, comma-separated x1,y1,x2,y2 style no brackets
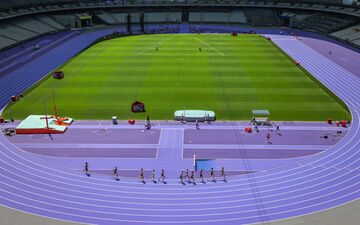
0,23,37,41
203,12,228,23
229,10,246,23
112,13,127,24
36,14,65,30
145,12,166,23
189,12,201,23
169,12,181,23
0,35,16,49
11,17,56,34
95,11,117,25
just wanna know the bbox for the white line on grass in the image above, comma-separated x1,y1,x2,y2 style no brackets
138,53,223,56
191,35,226,56
137,35,175,55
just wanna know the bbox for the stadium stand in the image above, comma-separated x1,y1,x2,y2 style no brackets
0,23,37,41
203,12,228,23
50,14,77,28
0,31,77,77
169,12,181,23
94,10,117,25
106,11,121,24
332,24,360,40
130,12,140,24
243,8,280,26
112,12,127,24
354,38,360,44
327,5,343,10
189,12,201,23
287,11,356,34
10,16,57,34
145,12,167,23
0,36,16,49
228,10,247,24
0,0,358,54
35,14,65,30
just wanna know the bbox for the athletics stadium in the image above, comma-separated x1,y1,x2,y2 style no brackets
0,0,360,224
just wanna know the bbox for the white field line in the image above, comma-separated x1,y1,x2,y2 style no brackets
139,53,223,56
191,35,226,56
137,35,175,55
143,48,203,51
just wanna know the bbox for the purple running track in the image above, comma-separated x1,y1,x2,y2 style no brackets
91,169,256,178
299,37,360,78
183,148,324,159
184,129,346,145
7,128,160,144
20,148,157,158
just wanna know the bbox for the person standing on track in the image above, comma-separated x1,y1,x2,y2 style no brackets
84,162,89,175
196,120,200,130
140,168,145,183
267,133,271,144
113,166,118,179
158,169,166,183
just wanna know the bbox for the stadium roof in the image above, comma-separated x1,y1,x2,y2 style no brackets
0,0,82,9
0,0,356,10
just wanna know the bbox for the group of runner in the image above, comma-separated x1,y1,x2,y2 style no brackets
85,163,226,184
139,168,166,183
139,167,226,184
180,167,226,184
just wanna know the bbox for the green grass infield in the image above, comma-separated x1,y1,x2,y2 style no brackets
2,34,351,121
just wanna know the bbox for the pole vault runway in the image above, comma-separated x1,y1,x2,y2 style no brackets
0,30,360,225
